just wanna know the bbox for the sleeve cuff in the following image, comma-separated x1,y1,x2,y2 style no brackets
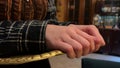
22,20,49,54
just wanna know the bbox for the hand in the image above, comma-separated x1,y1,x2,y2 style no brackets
45,24,105,59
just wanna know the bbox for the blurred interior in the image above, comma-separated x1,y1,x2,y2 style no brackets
56,0,120,57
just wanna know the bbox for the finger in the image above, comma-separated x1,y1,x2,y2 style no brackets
94,44,101,52
76,25,105,46
82,26,105,51
62,34,83,58
57,41,76,59
86,26,106,46
76,30,96,53
67,31,91,56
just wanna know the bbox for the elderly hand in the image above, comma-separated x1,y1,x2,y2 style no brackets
46,24,105,59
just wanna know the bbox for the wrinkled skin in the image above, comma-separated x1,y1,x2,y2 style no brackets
46,24,105,59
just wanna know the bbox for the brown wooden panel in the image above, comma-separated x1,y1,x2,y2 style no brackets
56,0,85,24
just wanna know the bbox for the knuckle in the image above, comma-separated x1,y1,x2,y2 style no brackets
89,25,98,30
68,25,77,30
84,44,90,49
89,25,96,28
68,28,73,32
69,24,75,27
87,36,94,42
85,41,90,46
75,46,82,51
65,46,73,53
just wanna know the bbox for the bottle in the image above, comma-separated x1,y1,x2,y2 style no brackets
112,14,120,29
